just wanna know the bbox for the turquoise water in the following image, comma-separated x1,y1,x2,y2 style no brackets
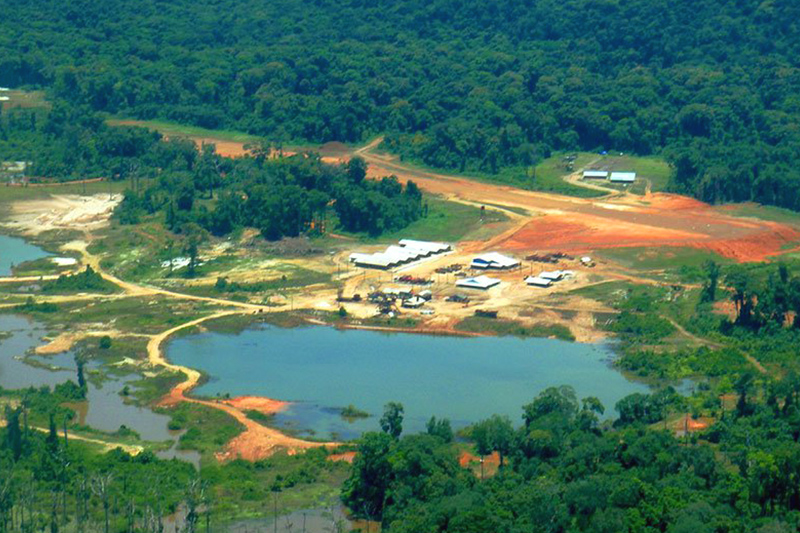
168,325,650,440
0,234,50,275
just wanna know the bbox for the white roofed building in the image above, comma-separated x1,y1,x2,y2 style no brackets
525,276,552,288
471,252,520,270
582,170,609,179
349,239,452,270
539,271,565,281
610,172,636,183
456,276,501,290
399,239,451,254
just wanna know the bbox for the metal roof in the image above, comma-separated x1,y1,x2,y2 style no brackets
609,171,636,182
456,275,501,290
471,252,520,269
582,170,609,178
525,276,552,287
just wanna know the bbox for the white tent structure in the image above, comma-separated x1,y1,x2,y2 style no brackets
456,276,501,290
471,252,520,270
349,239,452,270
399,239,451,255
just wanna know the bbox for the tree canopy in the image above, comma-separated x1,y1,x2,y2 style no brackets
3,0,800,207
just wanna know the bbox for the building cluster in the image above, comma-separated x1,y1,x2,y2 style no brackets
349,239,452,270
456,252,520,290
582,170,637,183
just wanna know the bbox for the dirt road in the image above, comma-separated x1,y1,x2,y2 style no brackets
355,140,800,263
147,310,337,460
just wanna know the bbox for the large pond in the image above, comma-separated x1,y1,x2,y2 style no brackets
169,324,650,440
0,234,50,275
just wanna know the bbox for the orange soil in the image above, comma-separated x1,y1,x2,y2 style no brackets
674,415,713,433
328,451,357,463
362,149,800,262
119,130,800,263
458,451,501,477
222,395,289,415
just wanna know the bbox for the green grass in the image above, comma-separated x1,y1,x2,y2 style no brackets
106,117,264,143
23,295,216,334
244,409,276,426
0,90,50,109
569,281,640,307
128,371,185,406
396,152,605,198
455,316,575,341
724,203,800,228
582,153,672,192
162,402,244,461
106,117,319,152
10,256,74,277
337,196,510,244
596,247,729,271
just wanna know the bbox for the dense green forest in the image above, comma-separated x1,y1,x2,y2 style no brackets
0,102,423,240
3,0,800,208
342,384,800,532
115,147,424,240
6,376,800,532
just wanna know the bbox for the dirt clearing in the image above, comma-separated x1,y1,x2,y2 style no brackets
222,395,289,415
6,194,120,236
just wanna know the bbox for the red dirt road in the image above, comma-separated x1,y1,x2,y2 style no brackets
358,145,800,262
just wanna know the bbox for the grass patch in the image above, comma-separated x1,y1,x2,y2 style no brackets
0,90,50,109
106,117,319,152
339,404,370,420
724,203,800,228
596,154,672,192
128,371,185,406
596,246,729,272
244,409,275,426
377,147,604,198
162,402,244,460
455,316,575,341
107,118,264,144
11,256,77,277
24,295,215,334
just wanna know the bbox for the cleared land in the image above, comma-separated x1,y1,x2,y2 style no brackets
354,140,800,263
5,126,800,461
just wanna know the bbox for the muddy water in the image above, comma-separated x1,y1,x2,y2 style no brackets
0,234,50,275
169,324,651,441
0,315,179,444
